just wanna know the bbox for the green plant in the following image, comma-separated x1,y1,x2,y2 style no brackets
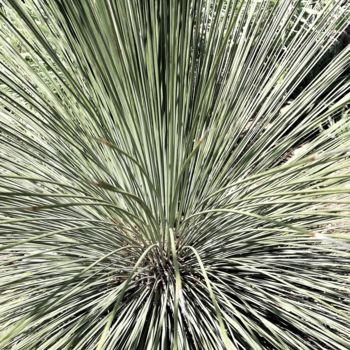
1,1,350,349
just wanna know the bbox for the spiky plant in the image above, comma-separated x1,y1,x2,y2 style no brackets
1,0,350,349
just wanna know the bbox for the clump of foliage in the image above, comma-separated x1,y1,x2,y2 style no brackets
1,1,350,349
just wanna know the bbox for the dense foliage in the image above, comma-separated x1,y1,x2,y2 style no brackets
1,1,350,349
